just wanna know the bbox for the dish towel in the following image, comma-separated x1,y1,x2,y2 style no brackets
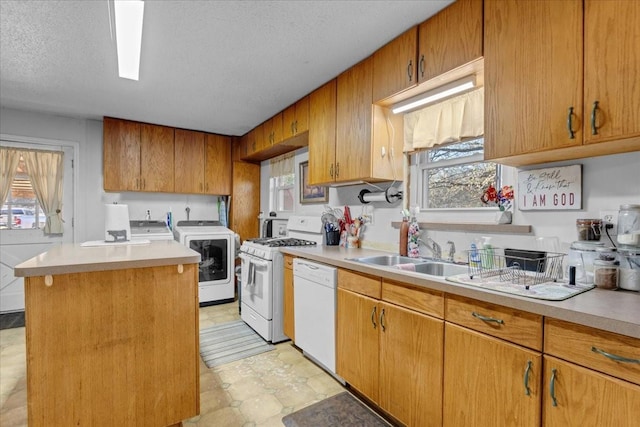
394,263,416,271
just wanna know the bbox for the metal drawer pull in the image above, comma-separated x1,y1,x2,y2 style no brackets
329,164,334,179
591,346,640,364
523,360,532,396
407,59,413,82
471,311,504,324
590,100,599,135
419,54,425,78
567,106,576,139
371,306,377,329
550,368,558,407
380,308,386,332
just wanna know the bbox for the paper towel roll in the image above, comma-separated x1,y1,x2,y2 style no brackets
104,204,131,242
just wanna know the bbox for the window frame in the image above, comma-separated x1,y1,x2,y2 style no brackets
411,138,501,212
268,172,295,215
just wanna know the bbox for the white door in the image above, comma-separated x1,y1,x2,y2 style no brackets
0,138,75,313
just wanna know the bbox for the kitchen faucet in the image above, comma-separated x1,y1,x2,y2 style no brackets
446,241,456,262
417,237,442,260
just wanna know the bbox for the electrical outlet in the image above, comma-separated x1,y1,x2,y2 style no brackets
600,210,618,233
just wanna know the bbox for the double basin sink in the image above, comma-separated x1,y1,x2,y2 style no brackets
348,255,468,278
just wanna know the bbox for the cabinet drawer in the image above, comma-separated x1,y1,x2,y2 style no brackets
445,295,543,350
382,280,444,319
338,269,381,299
544,318,640,385
284,255,294,270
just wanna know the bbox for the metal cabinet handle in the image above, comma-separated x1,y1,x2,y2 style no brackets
336,162,340,178
592,346,640,364
380,308,386,332
523,360,532,396
471,311,504,324
294,120,298,134
291,122,295,135
252,141,256,152
371,306,377,329
567,106,576,139
419,54,425,79
550,368,558,407
591,100,599,135
329,164,334,179
407,59,413,82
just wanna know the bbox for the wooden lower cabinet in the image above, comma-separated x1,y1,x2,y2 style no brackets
542,355,640,427
337,287,443,426
283,255,295,340
443,323,542,427
379,302,443,427
337,288,380,402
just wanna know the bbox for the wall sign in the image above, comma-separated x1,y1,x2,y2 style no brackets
517,165,582,210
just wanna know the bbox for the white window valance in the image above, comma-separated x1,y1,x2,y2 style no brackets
269,152,295,178
403,87,484,152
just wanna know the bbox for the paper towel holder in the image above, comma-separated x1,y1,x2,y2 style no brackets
358,186,403,204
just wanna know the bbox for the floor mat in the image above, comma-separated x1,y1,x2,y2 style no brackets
200,320,275,368
0,311,25,330
282,392,390,427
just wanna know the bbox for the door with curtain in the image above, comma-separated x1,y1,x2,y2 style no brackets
0,139,74,313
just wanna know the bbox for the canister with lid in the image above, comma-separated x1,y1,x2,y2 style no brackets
618,247,640,291
566,241,605,284
576,218,602,241
593,259,618,290
617,204,640,247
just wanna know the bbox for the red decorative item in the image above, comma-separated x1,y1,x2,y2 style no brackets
482,184,514,211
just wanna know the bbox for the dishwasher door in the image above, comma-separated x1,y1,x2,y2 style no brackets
293,259,337,374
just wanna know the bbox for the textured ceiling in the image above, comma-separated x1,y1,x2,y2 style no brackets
0,0,453,136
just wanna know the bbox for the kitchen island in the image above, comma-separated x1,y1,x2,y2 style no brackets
14,240,201,427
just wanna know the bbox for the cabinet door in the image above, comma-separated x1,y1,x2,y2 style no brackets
336,57,373,183
584,0,640,144
379,302,443,427
294,95,309,135
204,134,231,195
308,79,337,185
372,27,417,102
484,0,583,161
140,123,174,192
283,104,296,140
418,0,482,82
230,161,260,242
283,258,294,340
443,323,542,427
336,288,379,404
103,117,140,191
543,356,640,427
264,113,283,147
174,129,205,194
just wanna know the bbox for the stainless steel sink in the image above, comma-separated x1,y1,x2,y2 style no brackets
348,255,427,266
413,262,467,277
348,255,468,277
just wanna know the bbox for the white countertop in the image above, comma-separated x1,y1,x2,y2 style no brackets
280,245,640,339
14,240,201,277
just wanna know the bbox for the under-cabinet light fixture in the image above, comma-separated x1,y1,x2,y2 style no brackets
114,0,145,80
391,75,476,114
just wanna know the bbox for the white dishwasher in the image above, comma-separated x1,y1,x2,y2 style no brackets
293,259,337,374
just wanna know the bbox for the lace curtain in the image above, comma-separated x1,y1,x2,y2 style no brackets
269,152,295,178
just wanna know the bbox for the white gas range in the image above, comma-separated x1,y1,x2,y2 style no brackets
239,216,323,343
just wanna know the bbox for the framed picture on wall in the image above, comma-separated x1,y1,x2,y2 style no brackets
299,161,328,204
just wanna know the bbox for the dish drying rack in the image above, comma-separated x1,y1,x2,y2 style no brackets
467,248,566,289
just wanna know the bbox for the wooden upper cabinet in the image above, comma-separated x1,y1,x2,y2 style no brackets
263,113,283,146
103,117,141,192
204,134,231,195
336,57,374,183
308,79,337,185
484,0,583,161
418,0,483,82
140,123,174,192
283,95,310,139
174,129,205,194
372,27,418,102
584,0,640,145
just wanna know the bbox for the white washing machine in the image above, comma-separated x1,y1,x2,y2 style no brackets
173,220,236,305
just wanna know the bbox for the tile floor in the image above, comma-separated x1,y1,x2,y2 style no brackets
0,302,345,426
